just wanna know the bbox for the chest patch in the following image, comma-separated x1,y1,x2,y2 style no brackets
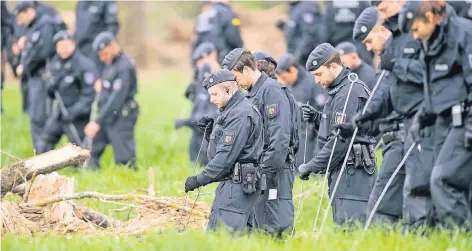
434,64,448,72
266,104,278,119
403,47,415,55
224,132,234,145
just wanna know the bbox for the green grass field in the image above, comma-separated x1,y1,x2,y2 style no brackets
1,69,472,250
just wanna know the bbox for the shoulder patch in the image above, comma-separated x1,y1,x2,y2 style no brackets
303,13,314,24
113,79,122,90
266,104,278,119
84,72,95,85
334,112,346,125
231,18,240,26
108,3,118,14
223,131,234,145
31,31,40,42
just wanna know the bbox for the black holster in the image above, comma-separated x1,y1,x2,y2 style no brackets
350,144,376,175
232,163,262,195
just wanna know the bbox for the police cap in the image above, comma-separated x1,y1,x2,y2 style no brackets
92,31,115,52
306,43,336,72
353,7,379,42
203,69,235,90
13,1,35,15
399,0,423,33
222,48,244,71
53,30,74,44
192,42,216,63
253,51,277,68
335,42,358,56
276,53,296,74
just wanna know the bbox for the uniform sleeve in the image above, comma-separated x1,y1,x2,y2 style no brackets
196,114,252,186
294,9,325,60
222,13,243,49
20,24,55,76
392,58,423,85
461,35,472,87
95,65,132,125
306,87,365,173
261,86,292,174
68,61,98,120
104,1,120,36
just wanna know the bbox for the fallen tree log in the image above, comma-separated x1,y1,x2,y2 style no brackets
1,144,90,198
72,203,121,228
25,191,208,219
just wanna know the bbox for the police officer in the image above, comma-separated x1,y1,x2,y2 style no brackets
175,42,219,166
335,42,376,91
276,53,327,167
324,0,373,65
85,32,139,169
335,5,415,225
8,1,66,114
298,43,376,227
75,0,119,72
359,0,430,228
400,0,472,230
275,1,325,66
13,1,56,152
192,0,243,64
222,48,300,237
185,69,264,232
38,31,97,154
253,51,278,80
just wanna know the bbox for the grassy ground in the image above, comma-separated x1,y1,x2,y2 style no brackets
1,69,472,250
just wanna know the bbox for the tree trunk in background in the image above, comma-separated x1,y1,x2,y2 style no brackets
119,1,147,68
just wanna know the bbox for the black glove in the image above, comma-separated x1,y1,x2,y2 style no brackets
333,122,356,140
298,163,311,181
353,110,378,126
46,76,58,99
301,104,320,122
379,52,396,71
185,176,200,193
184,82,197,101
275,19,286,30
408,109,436,143
197,115,214,140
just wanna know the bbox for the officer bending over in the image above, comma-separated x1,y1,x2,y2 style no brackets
400,0,472,230
85,32,139,170
38,31,97,153
13,1,56,152
185,69,264,233
223,48,300,237
299,43,376,227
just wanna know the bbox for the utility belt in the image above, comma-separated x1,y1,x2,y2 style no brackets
380,122,404,145
230,162,266,195
346,144,376,175
121,99,139,117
